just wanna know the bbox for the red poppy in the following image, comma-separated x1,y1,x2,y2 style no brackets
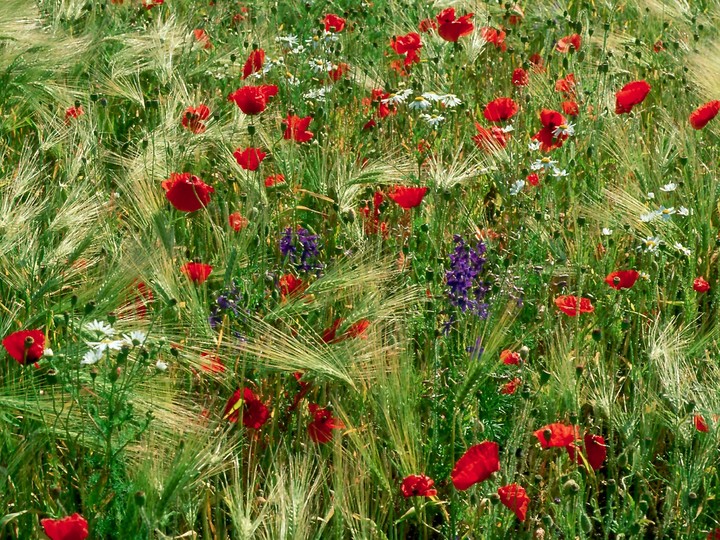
526,173,540,186
450,441,500,490
234,147,267,171
533,422,580,449
390,32,422,66
556,33,581,53
500,349,520,365
228,212,248,232
690,101,720,130
133,281,154,319
529,53,544,70
142,0,163,8
512,68,529,87
567,433,607,470
554,295,594,316
484,97,519,122
532,109,568,152
436,8,474,42
507,4,524,25
709,529,720,540
694,276,710,293
41,513,89,540
418,18,437,33
182,104,210,134
228,85,279,115
161,173,214,212
288,372,311,412
321,318,343,343
555,73,577,95
324,13,346,32
472,124,509,152
497,484,529,522
224,387,269,429
65,106,84,122
243,48,265,79
264,173,286,187
181,262,213,284
328,62,349,81
401,474,437,498
283,114,314,143
308,403,345,443
480,27,507,51
562,101,579,116
605,270,640,290
200,352,225,373
695,414,709,432
346,319,370,338
615,80,651,114
279,273,305,299
387,186,428,209
3,329,46,365
193,29,212,50
500,377,522,395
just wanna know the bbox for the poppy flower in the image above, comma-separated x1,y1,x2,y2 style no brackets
512,68,529,87
228,85,279,115
507,4,524,25
500,377,522,395
199,352,225,373
605,270,640,290
142,0,163,8
562,101,579,116
694,276,710,293
436,8,474,42
567,433,607,470
556,33,581,53
161,173,214,212
472,124,509,152
193,29,212,49
131,281,154,319
321,318,343,343
690,101,720,130
401,474,437,498
533,422,580,449
418,18,437,33
497,484,530,522
224,387,270,429
328,62,349,81
390,32,422,66
65,105,84,123
288,372,311,412
554,295,594,316
41,513,89,540
500,349,520,365
450,441,500,490
526,173,540,186
228,211,248,232
182,104,210,134
264,173,286,187
324,13,346,32
387,186,428,209
555,73,577,95
532,109,568,152
308,403,345,443
480,27,507,51
347,319,370,338
234,147,267,171
279,273,305,299
181,262,213,284
484,97,519,122
283,114,314,143
615,80,651,114
709,529,720,540
242,48,265,79
694,414,709,432
3,329,46,365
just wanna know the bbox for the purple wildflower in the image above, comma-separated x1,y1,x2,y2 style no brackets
445,235,490,318
279,227,323,272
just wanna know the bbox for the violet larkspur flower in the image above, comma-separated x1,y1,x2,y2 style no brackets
445,235,490,318
208,282,247,329
279,227,323,272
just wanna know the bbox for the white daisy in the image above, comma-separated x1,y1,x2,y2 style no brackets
658,206,675,220
642,236,662,253
674,242,691,256
409,96,433,110
122,331,147,346
640,210,659,223
308,58,333,73
677,206,691,216
421,92,443,102
531,157,558,171
440,94,462,107
81,349,103,366
509,180,525,195
647,192,655,200
85,320,115,337
660,182,677,192
528,140,541,151
419,113,445,127
501,124,515,133
551,167,568,178
155,360,168,371
602,228,613,236
275,35,300,48
552,122,575,137
381,89,413,105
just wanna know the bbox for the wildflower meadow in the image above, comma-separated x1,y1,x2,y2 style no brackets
3,0,720,538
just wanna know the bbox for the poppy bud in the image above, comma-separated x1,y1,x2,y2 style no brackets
109,366,121,383
617,452,628,468
606,479,616,493
580,514,593,534
230,53,236,62
46,368,58,384
84,301,96,315
621,319,631,330
24,336,35,348
90,367,98,380
689,491,698,500
592,328,602,341
134,490,146,507
519,346,529,360
49,485,62,499
488,493,500,504
638,499,649,513
563,479,580,494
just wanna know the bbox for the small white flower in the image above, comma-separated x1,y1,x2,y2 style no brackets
421,92,443,102
640,210,659,223
419,113,445,127
642,236,662,253
81,349,103,366
43,348,54,357
440,94,461,107
552,122,575,137
674,242,691,256
309,58,333,73
85,320,115,337
303,87,331,101
659,206,675,220
647,192,655,200
602,228,613,236
88,340,124,353
155,360,168,371
531,157,558,171
528,140,541,151
551,167,568,178
382,89,413,105
677,206,690,216
285,73,300,85
509,180,525,195
501,124,515,133
275,35,299,48
638,271,650,280
660,182,677,192
122,331,147,346
409,96,433,110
